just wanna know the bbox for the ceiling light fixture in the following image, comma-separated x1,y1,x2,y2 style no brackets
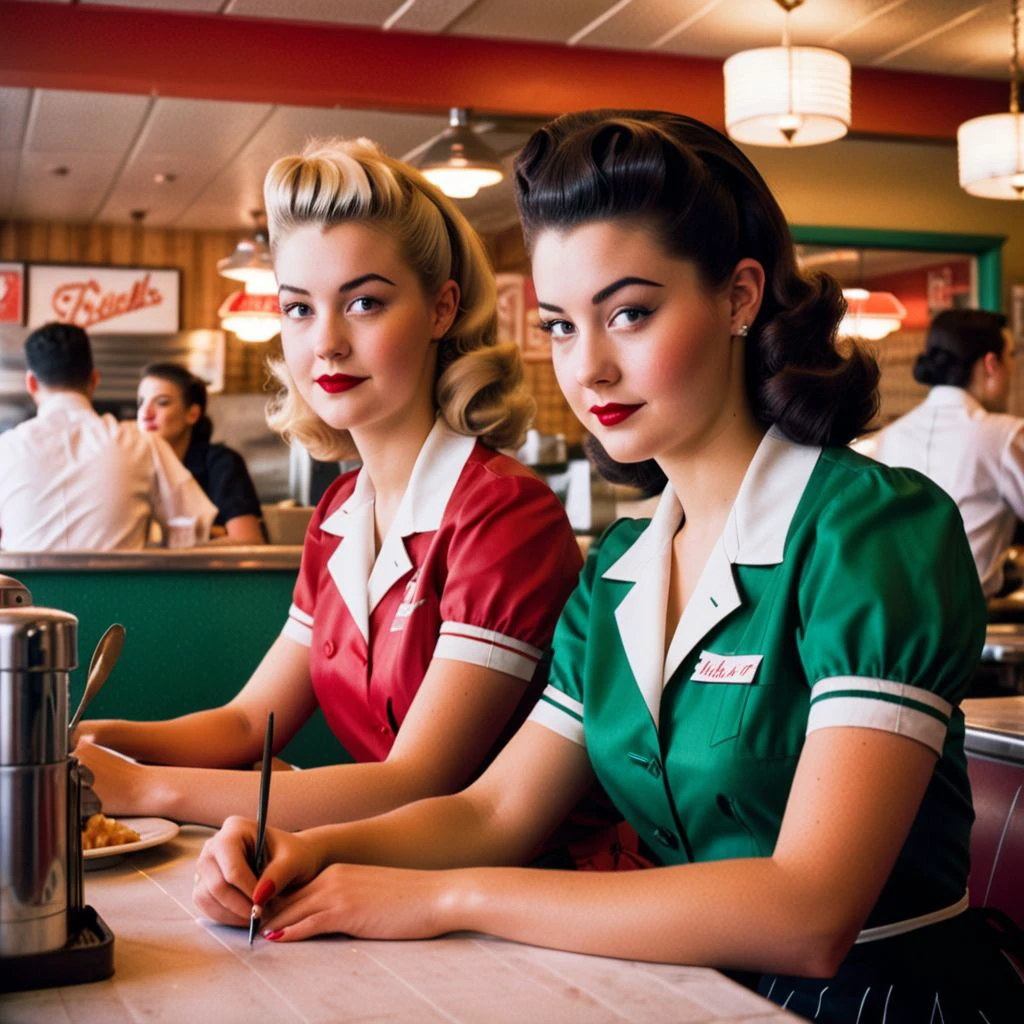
958,0,1024,199
724,0,851,148
218,290,281,344
838,288,907,342
217,210,277,295
417,108,504,199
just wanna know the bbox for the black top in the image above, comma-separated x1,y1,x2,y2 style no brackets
183,437,262,528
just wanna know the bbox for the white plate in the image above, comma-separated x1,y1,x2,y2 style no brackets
83,817,180,861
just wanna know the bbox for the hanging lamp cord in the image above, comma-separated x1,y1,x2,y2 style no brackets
1012,0,1021,116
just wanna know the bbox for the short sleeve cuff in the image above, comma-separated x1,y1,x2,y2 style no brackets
281,602,313,647
433,622,543,681
807,677,953,755
527,685,586,747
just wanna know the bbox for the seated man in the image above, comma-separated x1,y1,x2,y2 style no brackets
856,309,1024,596
0,322,216,551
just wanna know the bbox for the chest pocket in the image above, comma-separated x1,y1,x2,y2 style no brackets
708,676,754,746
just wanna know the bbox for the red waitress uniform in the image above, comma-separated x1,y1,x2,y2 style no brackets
280,418,583,765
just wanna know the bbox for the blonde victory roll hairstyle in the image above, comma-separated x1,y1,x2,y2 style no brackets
263,137,533,461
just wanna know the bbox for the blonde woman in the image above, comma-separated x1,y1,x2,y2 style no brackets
75,138,583,831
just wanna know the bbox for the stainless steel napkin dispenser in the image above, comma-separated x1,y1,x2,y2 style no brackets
0,574,78,957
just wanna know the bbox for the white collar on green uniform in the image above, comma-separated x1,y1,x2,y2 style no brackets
319,418,476,642
601,427,821,729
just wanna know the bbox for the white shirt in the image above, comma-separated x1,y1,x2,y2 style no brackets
855,386,1024,596
0,391,217,552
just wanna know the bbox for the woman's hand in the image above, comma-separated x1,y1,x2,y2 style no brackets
74,740,152,814
258,863,453,943
192,816,324,927
71,719,114,749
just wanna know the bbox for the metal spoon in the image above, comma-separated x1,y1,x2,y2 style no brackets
69,623,126,741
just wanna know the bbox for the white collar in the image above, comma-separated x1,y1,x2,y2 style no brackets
603,427,821,728
925,386,982,412
36,392,96,418
319,418,477,643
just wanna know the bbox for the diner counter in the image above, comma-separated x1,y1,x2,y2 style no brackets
0,546,304,572
963,695,1024,764
0,828,794,1024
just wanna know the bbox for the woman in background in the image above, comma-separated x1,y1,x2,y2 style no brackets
856,309,1024,596
137,363,265,545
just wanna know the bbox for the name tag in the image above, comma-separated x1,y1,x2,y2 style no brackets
691,651,763,684
389,599,425,633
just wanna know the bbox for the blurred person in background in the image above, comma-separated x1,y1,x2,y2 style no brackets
0,322,216,551
137,363,265,545
857,309,1024,596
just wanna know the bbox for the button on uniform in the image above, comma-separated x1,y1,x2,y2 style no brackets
653,827,679,850
322,639,336,658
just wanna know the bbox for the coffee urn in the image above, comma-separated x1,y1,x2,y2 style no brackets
0,574,77,957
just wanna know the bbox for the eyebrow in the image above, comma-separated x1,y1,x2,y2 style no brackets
278,273,398,296
536,276,665,313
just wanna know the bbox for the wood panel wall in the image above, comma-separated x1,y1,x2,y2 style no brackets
0,218,570,431
0,220,278,392
482,224,582,444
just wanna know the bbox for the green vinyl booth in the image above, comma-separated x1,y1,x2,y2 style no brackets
4,549,347,769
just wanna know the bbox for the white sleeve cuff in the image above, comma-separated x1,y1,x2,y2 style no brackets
433,622,543,681
526,685,585,747
807,677,952,755
281,603,313,647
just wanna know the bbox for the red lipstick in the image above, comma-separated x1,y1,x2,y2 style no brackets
315,374,368,394
589,403,644,426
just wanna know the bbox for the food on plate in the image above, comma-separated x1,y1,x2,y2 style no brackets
81,813,141,850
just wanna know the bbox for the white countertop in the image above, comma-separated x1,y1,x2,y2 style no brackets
2,827,794,1024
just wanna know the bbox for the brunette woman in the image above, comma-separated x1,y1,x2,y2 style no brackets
196,113,1022,1023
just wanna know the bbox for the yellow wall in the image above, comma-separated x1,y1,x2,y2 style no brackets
748,137,1024,311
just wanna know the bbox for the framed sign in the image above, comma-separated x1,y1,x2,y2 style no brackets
27,264,181,334
496,273,551,362
0,262,25,324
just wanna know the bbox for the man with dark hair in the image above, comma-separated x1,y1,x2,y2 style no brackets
0,322,216,551
857,308,1024,595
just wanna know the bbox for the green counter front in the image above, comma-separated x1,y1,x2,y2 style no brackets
0,548,347,769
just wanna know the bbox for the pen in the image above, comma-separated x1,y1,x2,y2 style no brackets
248,710,274,946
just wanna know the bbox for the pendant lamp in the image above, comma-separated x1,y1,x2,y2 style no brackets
724,0,851,148
217,211,277,295
958,0,1024,199
417,109,504,199
218,289,281,344
838,288,907,342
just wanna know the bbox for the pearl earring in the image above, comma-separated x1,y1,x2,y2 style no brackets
736,324,750,338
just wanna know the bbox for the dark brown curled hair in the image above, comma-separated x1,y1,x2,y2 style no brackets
513,110,879,494
913,309,1008,389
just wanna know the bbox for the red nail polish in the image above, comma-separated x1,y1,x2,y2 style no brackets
252,879,276,905
263,929,284,941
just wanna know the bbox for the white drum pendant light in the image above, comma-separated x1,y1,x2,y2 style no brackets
724,0,851,148
958,0,1024,200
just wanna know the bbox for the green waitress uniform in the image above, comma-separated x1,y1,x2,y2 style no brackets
528,428,1023,1022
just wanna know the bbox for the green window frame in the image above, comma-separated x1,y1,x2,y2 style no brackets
790,226,1006,313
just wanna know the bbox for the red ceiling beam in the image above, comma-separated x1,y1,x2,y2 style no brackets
0,0,1008,142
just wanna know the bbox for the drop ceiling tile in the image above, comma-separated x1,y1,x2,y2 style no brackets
0,89,33,150
226,0,396,26
874,3,1007,77
817,0,990,68
576,0,726,51
27,90,151,154
79,0,224,10
389,0,478,33
447,0,617,43
132,96,274,158
173,105,447,228
13,151,125,223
